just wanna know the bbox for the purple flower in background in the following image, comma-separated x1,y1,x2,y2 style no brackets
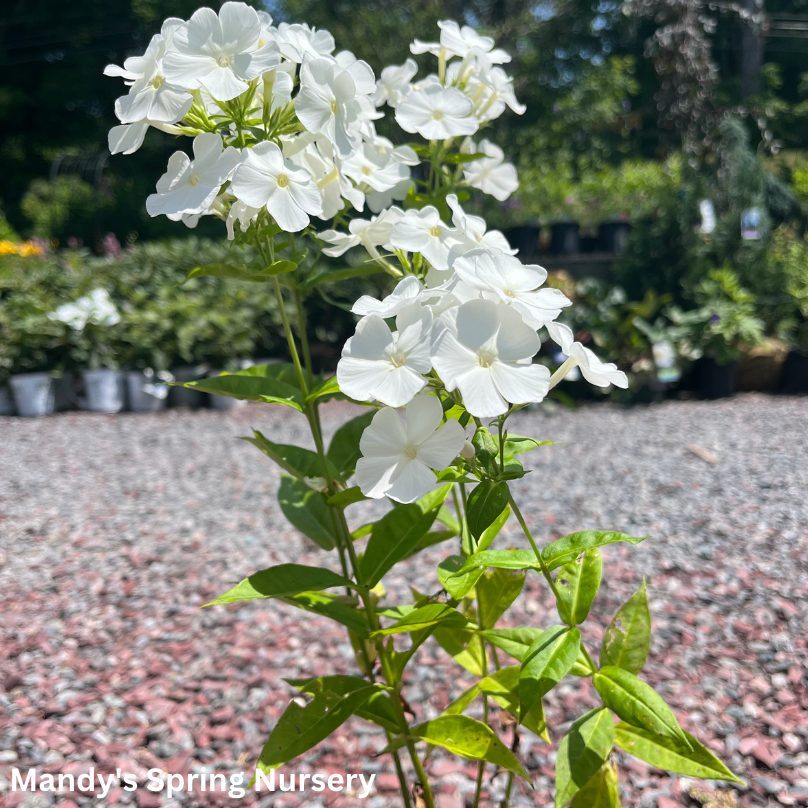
102,232,123,257
710,313,720,324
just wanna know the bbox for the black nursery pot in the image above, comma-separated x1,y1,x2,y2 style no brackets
697,357,737,399
781,350,808,394
599,221,632,254
505,225,541,257
169,365,208,409
550,222,580,255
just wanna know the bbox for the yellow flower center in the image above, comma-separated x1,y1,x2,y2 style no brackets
429,226,441,238
152,75,164,89
361,165,373,176
503,288,515,298
217,54,231,67
390,351,407,368
330,99,339,114
276,174,290,188
403,444,418,460
188,173,201,187
432,110,444,120
478,350,496,368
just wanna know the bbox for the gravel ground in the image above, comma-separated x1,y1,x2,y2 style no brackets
1,394,807,808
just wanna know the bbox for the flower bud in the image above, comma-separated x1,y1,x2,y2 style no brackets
460,439,475,460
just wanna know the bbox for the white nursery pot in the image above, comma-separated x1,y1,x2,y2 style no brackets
207,369,246,411
126,372,168,413
10,373,55,417
82,370,126,413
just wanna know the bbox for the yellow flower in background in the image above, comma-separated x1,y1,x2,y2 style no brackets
0,240,45,256
0,240,17,254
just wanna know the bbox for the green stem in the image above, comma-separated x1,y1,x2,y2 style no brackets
508,494,569,622
270,274,429,808
472,696,489,808
500,772,515,808
293,286,314,388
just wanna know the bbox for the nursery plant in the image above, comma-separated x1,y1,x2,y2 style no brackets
105,5,743,805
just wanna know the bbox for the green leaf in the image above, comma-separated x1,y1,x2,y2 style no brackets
438,555,485,600
256,686,377,771
372,603,469,637
614,723,744,784
306,375,340,402
302,264,386,291
204,564,352,606
385,716,530,780
267,259,298,275
555,708,615,808
520,626,581,719
476,568,526,630
278,475,337,550
326,486,367,508
434,625,487,677
182,366,304,410
502,436,554,460
360,504,440,587
476,505,510,553
570,760,621,808
281,591,370,638
600,579,651,674
327,411,376,477
247,430,343,482
556,548,603,625
288,675,400,734
188,262,274,283
543,531,649,571
451,549,540,578
594,666,688,745
479,627,545,662
467,481,510,541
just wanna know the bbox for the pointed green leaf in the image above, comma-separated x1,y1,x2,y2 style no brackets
372,603,469,637
477,568,526,630
556,548,603,625
556,708,615,808
434,625,487,677
306,375,340,402
188,262,274,283
451,549,540,578
267,259,298,275
302,264,386,291
476,505,511,552
182,367,303,410
543,531,649,571
247,431,343,482
277,475,337,550
256,686,377,770
327,411,375,477
280,591,370,638
479,627,545,662
614,723,744,784
438,555,485,600
595,666,688,745
326,486,367,508
385,715,530,780
570,760,622,808
360,504,440,587
520,626,581,719
502,436,554,460
600,579,651,674
288,675,400,734
467,480,510,541
204,564,352,606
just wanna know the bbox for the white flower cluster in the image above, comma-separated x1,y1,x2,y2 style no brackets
104,5,521,236
48,289,121,331
337,198,628,502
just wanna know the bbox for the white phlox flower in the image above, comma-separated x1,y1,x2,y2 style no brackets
352,276,436,317
226,199,262,239
356,394,466,503
451,249,571,329
395,84,477,140
411,20,511,66
365,131,420,167
431,299,550,418
296,57,376,156
446,194,515,257
49,289,121,331
272,22,335,63
341,144,411,196
469,65,525,121
258,66,295,111
106,21,193,125
163,2,280,102
337,304,433,407
318,207,403,259
373,59,418,108
285,139,357,219
390,206,465,272
462,139,519,201
230,140,323,232
146,133,240,218
545,322,629,389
